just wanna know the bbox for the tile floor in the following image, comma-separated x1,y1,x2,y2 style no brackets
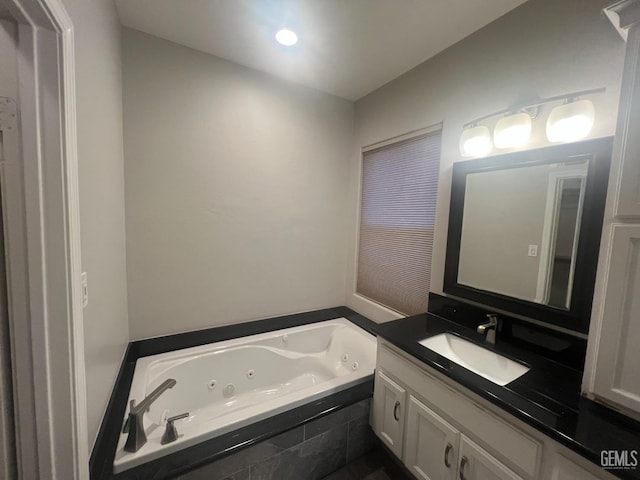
321,446,413,480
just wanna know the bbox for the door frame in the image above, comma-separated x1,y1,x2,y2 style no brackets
2,0,87,478
535,167,588,305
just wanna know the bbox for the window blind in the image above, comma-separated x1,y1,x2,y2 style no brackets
357,129,442,315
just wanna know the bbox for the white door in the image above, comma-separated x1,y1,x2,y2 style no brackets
458,435,523,480
372,370,406,457
404,395,459,480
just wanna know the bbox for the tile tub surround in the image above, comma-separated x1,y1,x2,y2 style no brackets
175,399,377,480
376,310,640,480
90,307,382,480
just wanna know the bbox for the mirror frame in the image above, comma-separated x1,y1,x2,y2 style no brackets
444,137,612,333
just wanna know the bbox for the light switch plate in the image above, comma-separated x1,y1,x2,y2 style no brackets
528,245,538,257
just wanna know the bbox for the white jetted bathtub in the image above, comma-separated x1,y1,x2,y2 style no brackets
113,318,376,472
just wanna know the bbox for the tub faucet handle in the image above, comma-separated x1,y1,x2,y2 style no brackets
161,412,189,445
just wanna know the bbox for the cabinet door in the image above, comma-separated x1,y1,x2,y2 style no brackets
613,25,640,218
404,395,459,480
593,225,640,413
550,453,607,480
372,370,406,457
458,435,523,480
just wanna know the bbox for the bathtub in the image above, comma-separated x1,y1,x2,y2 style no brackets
113,318,376,473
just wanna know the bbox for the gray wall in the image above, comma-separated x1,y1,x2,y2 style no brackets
61,0,130,448
122,29,354,340
346,0,626,321
0,19,17,94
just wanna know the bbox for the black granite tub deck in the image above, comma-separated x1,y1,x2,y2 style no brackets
90,307,383,480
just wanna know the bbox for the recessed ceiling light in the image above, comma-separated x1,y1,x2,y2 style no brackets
275,28,298,46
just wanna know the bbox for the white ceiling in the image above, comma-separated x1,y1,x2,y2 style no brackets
116,0,528,101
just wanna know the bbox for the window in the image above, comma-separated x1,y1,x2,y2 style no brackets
357,127,442,315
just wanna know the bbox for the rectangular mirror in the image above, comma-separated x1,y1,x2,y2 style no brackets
444,138,612,333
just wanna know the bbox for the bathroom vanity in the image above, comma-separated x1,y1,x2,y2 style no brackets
370,305,639,480
368,116,640,478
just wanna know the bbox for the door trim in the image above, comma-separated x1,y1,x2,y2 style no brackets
2,1,87,478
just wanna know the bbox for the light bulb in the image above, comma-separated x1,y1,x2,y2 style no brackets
546,99,595,143
459,125,492,157
275,28,298,46
493,112,532,149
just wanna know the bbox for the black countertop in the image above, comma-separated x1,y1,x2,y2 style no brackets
374,311,640,480
90,303,640,479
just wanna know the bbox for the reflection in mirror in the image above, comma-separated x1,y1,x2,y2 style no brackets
544,173,585,309
444,138,612,333
457,161,587,310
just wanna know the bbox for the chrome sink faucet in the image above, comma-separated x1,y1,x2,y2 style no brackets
123,378,177,453
477,313,499,345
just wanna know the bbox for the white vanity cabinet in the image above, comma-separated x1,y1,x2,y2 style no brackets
549,452,604,480
371,370,406,457
403,395,523,480
373,341,540,479
585,0,640,416
458,435,523,480
404,396,459,480
372,340,617,480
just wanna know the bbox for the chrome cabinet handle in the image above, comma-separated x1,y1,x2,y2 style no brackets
444,442,453,468
393,400,401,421
459,456,468,480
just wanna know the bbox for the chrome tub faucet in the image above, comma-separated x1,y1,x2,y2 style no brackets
123,378,177,453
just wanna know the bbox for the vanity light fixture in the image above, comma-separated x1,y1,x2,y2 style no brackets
275,28,298,46
546,99,595,143
494,112,533,149
459,125,492,157
459,88,604,157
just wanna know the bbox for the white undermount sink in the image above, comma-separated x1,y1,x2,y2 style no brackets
418,333,530,386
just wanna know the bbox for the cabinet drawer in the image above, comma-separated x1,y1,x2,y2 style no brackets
379,344,541,478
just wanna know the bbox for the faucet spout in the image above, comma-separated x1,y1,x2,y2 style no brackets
477,314,499,345
124,378,176,453
132,378,176,415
